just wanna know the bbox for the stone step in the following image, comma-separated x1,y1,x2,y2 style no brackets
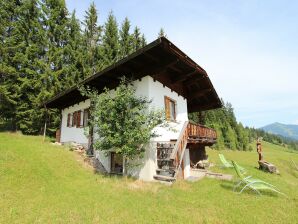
157,158,173,161
156,168,175,172
156,169,175,176
153,174,176,182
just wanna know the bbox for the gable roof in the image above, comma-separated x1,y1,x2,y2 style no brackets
44,37,222,112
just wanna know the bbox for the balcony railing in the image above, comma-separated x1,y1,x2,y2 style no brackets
168,121,217,179
187,122,217,143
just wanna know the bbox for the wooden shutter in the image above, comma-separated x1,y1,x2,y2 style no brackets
67,114,70,127
83,109,89,127
77,110,81,128
72,112,77,127
164,96,170,120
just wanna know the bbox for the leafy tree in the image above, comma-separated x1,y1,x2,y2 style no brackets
80,78,167,174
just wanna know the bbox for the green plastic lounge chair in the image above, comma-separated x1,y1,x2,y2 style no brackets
231,161,286,196
218,154,246,173
219,154,233,168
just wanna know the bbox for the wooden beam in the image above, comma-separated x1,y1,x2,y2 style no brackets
144,52,159,62
184,75,205,87
141,58,179,77
188,102,221,112
171,70,198,84
188,88,212,101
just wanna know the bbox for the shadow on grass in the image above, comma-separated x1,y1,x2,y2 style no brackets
220,180,280,197
97,172,138,181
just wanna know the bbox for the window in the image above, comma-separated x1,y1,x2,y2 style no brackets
67,110,87,128
164,96,177,121
83,109,89,127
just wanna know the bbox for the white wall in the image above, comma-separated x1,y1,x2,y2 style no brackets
60,99,90,144
59,76,189,180
135,76,188,141
183,148,191,179
127,76,189,180
94,150,111,173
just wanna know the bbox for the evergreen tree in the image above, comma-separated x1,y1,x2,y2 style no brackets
132,26,142,51
15,0,48,134
64,10,84,84
119,17,132,58
141,34,147,47
41,0,72,93
158,28,167,38
0,0,21,130
102,11,119,67
83,2,102,76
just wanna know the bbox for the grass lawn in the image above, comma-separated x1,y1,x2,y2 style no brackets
0,132,297,223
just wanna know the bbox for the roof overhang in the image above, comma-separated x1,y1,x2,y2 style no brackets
44,37,222,112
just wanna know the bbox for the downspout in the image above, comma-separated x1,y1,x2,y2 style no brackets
87,100,94,156
43,104,47,142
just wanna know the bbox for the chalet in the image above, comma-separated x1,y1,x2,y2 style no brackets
44,37,222,182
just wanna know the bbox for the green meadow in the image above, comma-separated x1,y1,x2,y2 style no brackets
0,133,297,223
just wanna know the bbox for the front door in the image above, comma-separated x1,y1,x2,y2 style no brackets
110,152,123,174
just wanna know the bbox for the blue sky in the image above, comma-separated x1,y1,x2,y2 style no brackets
66,0,298,128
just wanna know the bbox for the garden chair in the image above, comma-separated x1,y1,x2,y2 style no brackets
218,154,246,173
232,161,286,196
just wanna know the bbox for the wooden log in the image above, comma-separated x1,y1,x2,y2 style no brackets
258,160,279,174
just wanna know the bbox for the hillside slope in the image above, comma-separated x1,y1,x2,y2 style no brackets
261,122,298,140
0,133,297,223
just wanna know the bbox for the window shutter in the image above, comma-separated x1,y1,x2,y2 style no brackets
164,96,170,120
67,114,70,127
172,101,177,121
72,112,77,127
83,109,89,127
77,110,81,128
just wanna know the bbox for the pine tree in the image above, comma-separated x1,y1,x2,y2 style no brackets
42,0,72,94
14,0,50,134
158,28,166,38
141,34,147,47
132,26,142,51
64,10,84,84
119,17,132,58
0,0,21,130
83,2,102,76
102,11,119,67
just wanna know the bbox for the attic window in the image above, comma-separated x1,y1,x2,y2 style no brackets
164,96,177,121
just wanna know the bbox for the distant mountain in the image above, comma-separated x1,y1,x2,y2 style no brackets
261,122,298,140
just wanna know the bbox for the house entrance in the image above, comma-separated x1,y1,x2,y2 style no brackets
110,152,123,174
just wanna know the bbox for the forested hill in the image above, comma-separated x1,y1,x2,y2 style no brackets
189,101,298,151
0,0,149,135
261,122,298,140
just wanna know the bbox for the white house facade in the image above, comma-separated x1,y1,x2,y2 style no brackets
45,37,221,182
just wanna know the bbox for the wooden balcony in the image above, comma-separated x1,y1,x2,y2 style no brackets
187,122,217,145
154,121,217,181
